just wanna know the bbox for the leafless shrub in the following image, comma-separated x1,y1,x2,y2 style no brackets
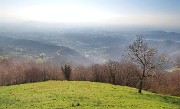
150,71,180,96
115,61,140,87
0,58,65,86
71,60,140,88
71,66,88,81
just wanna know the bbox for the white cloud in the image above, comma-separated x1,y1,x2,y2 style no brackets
0,3,179,27
14,4,118,24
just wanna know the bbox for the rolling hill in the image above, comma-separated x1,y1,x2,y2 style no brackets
1,30,180,64
0,81,179,109
0,36,90,65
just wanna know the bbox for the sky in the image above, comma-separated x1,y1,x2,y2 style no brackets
0,0,180,28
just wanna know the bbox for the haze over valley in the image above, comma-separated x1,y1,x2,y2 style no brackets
0,25,180,66
0,0,179,66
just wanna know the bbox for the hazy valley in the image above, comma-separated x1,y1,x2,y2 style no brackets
0,26,180,66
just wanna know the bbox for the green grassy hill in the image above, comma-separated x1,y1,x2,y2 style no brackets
0,81,179,109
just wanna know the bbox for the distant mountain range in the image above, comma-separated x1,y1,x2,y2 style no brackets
143,31,180,41
142,31,180,56
0,36,90,66
0,29,179,65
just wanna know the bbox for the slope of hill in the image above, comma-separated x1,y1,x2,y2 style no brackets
0,36,80,55
0,81,179,109
144,31,180,41
0,36,90,65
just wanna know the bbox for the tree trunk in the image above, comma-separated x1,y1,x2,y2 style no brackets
139,68,145,93
138,78,143,93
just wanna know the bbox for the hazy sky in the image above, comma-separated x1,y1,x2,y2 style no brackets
0,0,180,27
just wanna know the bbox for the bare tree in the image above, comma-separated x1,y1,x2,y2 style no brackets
126,36,168,93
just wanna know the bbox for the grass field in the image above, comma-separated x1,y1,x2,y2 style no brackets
0,81,179,109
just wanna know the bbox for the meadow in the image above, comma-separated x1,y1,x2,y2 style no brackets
0,81,179,109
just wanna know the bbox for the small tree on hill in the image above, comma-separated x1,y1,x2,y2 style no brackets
126,36,168,93
61,64,72,81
